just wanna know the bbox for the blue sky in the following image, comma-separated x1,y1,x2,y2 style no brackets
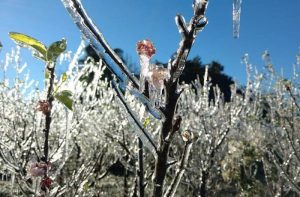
0,0,299,85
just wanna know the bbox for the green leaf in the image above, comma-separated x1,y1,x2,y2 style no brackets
61,73,67,82
54,90,73,110
9,32,47,61
46,38,67,62
143,117,150,128
45,69,50,79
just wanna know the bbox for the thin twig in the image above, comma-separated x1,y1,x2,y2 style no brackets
164,141,193,197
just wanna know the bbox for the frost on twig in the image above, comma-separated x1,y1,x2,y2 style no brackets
170,0,209,83
60,0,139,88
112,80,158,158
61,0,166,120
164,131,194,197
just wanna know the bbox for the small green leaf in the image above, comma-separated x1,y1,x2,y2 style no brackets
0,41,2,51
46,38,67,62
45,69,50,79
143,117,150,128
54,90,73,110
61,73,67,82
9,32,47,60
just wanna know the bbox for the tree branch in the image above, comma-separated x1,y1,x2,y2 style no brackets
164,141,193,197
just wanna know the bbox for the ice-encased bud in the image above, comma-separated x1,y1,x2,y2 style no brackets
136,40,156,92
136,39,156,58
37,100,51,115
148,66,170,91
26,161,48,177
148,65,170,106
193,0,208,16
181,130,193,142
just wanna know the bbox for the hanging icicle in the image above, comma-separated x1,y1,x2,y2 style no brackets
112,80,158,158
232,0,242,38
148,65,170,106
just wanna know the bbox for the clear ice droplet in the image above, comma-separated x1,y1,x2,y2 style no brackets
232,0,242,38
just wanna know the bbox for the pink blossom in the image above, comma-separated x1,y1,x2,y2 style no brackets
37,100,51,115
27,162,48,177
41,176,53,189
136,40,156,58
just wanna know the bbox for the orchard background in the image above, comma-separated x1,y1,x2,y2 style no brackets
0,0,299,196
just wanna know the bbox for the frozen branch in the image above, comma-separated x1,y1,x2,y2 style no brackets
170,0,209,82
61,0,165,120
112,80,158,157
164,140,193,197
153,1,209,196
61,0,139,88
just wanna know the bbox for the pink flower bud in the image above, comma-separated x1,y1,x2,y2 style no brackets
41,176,53,189
37,100,51,115
136,40,156,58
27,162,48,177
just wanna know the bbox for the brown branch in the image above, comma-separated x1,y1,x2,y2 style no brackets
152,1,209,196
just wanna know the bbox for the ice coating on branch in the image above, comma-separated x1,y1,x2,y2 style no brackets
112,81,157,158
232,0,242,38
127,84,164,120
175,15,188,36
262,50,275,75
193,0,208,15
61,0,139,88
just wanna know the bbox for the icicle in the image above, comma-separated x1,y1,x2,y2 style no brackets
148,66,170,107
112,81,158,158
126,84,165,120
69,39,85,74
232,0,242,38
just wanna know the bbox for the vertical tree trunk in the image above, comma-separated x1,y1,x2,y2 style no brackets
138,139,145,197
153,83,180,197
200,171,208,197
